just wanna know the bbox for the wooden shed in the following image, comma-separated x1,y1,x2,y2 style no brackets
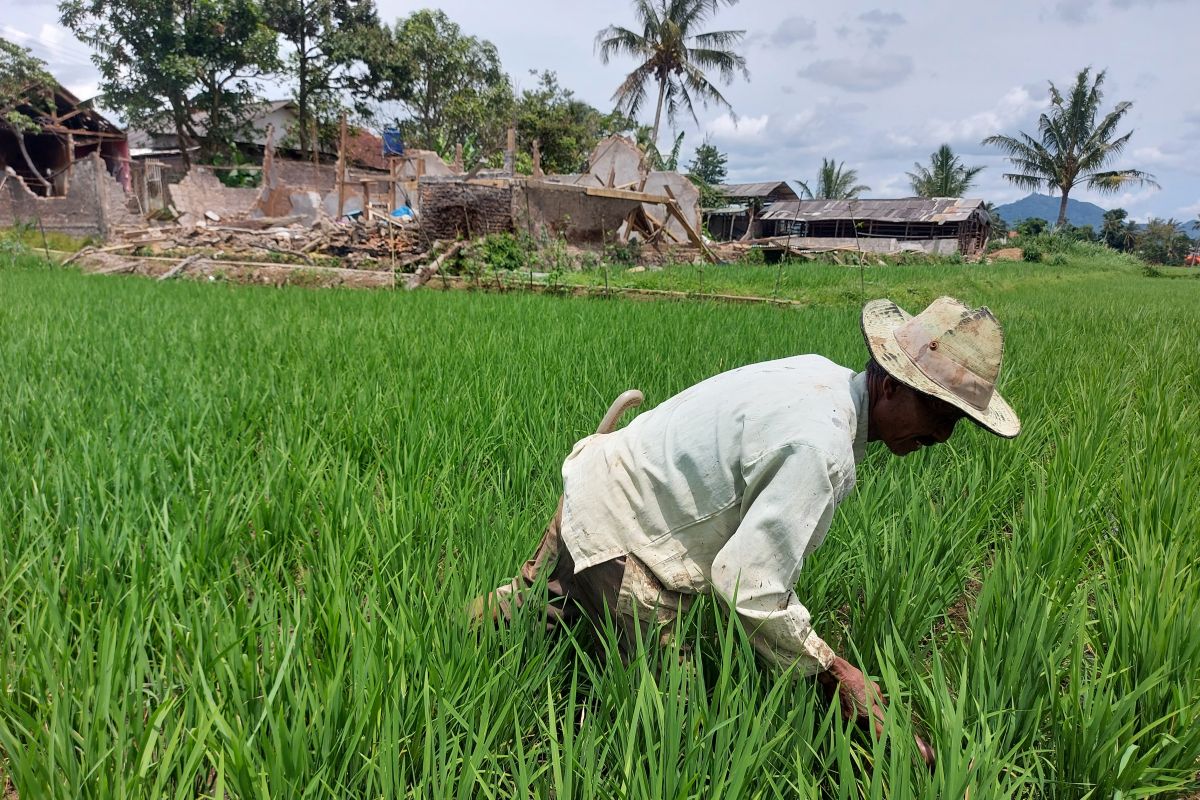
705,181,801,241
757,198,992,257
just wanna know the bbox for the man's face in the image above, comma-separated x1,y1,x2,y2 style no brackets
873,377,967,456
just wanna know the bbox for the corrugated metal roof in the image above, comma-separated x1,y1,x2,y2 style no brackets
760,198,986,223
704,204,749,215
718,181,800,200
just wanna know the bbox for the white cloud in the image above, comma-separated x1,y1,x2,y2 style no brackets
1049,0,1097,22
706,113,770,143
926,86,1047,144
797,53,914,92
1175,199,1200,219
758,17,817,48
858,9,906,25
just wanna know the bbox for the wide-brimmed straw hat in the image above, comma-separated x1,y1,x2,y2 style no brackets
861,296,1020,438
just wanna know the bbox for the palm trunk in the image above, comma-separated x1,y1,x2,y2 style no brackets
1057,191,1070,228
649,75,667,156
15,131,51,193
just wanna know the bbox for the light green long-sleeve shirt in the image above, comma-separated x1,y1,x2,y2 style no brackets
560,355,869,674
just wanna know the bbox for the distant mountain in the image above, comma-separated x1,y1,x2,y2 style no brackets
993,193,1107,229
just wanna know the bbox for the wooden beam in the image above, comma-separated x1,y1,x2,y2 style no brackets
583,185,672,204
336,112,348,219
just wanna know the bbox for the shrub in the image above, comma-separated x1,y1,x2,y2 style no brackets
1022,245,1043,263
479,233,532,272
604,238,642,267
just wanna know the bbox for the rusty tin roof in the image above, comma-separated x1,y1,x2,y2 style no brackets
718,181,801,200
760,198,987,223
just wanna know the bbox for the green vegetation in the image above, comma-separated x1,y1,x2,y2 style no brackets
983,67,1157,227
798,157,871,200
907,144,984,198
1,254,1198,797
595,0,748,152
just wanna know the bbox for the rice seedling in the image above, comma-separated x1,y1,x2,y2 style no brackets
0,254,1197,797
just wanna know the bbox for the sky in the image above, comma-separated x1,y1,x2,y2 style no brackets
3,0,1198,221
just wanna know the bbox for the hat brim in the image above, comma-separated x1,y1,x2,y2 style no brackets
861,299,1021,439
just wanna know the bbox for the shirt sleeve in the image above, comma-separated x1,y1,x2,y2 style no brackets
709,441,842,675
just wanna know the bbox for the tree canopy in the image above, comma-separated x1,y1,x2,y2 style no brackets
0,37,58,190
263,0,384,156
983,67,1157,227
60,0,280,164
907,144,983,198
596,0,748,153
798,158,870,200
513,71,633,175
687,139,728,185
368,9,513,153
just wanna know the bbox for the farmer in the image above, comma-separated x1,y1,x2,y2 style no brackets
472,296,1020,762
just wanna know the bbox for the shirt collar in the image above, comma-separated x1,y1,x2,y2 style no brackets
850,371,869,464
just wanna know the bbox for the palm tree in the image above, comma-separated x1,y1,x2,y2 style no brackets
907,144,984,197
595,0,748,153
983,67,1157,227
797,158,871,200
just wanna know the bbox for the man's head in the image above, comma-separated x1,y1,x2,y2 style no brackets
865,358,966,455
860,296,1020,452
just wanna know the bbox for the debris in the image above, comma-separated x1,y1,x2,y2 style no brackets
407,240,467,289
159,254,207,280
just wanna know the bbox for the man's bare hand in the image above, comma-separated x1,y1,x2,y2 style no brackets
816,656,935,768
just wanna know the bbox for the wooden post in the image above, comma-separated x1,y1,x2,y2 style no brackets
532,139,543,178
387,159,397,214
361,179,371,217
92,150,110,240
503,126,515,175
453,143,463,173
64,132,74,195
310,118,320,188
335,112,348,219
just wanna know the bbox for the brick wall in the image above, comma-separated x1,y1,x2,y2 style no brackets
418,178,513,241
167,167,259,222
0,154,138,238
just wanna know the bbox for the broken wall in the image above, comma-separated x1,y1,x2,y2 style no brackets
641,171,701,245
515,181,643,243
419,178,513,241
168,167,259,225
0,153,138,238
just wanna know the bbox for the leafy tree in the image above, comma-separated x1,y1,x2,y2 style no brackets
907,143,983,197
595,0,749,154
654,130,686,171
1135,218,1191,265
61,0,279,166
0,38,57,192
1015,218,1048,237
263,0,384,158
797,158,870,200
369,9,513,152
983,201,1009,240
1101,208,1137,252
687,138,727,185
513,70,633,175
982,67,1157,227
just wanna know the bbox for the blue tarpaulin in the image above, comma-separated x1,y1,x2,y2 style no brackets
382,130,405,156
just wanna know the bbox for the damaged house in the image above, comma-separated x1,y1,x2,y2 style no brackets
704,181,800,241
0,78,138,236
757,198,993,257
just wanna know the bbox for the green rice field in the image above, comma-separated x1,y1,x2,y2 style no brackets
1,254,1198,798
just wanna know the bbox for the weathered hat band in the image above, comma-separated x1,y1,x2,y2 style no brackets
894,322,995,411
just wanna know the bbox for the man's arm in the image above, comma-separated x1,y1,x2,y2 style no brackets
709,440,935,766
709,441,842,675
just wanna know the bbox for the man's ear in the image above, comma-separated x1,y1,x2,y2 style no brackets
881,374,900,399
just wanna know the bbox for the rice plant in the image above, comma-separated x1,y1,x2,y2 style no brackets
0,254,1197,798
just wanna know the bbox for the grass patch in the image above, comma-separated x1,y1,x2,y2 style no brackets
0,253,1197,797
